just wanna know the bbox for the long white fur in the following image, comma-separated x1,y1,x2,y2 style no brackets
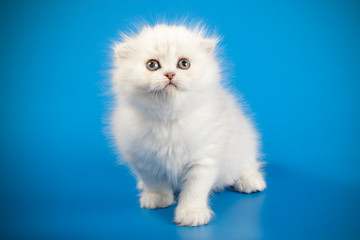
111,24,266,226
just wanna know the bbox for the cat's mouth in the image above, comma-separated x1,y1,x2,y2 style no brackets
163,82,178,90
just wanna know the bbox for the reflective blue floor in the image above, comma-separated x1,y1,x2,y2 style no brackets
2,163,360,240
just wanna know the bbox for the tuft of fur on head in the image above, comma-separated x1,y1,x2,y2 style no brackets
111,23,223,119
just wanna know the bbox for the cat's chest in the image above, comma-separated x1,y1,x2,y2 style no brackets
135,120,192,161
118,103,219,163
128,119,196,183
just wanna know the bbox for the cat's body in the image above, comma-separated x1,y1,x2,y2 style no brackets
111,24,266,226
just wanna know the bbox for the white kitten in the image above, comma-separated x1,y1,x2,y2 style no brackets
111,24,266,226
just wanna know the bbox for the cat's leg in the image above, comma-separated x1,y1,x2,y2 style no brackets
174,161,217,226
136,180,145,191
234,167,266,193
134,170,175,209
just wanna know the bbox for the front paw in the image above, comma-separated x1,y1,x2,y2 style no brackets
174,204,213,226
140,190,174,209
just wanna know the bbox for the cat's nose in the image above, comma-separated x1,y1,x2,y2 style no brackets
164,72,175,80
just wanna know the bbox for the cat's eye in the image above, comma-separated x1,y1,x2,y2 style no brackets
177,58,190,70
146,59,160,71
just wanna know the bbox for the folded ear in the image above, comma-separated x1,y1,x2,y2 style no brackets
113,42,132,59
199,39,217,54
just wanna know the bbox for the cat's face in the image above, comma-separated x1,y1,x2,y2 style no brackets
113,25,221,101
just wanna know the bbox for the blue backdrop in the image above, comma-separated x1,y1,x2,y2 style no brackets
1,0,359,239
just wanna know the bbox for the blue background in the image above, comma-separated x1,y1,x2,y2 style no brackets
1,0,359,239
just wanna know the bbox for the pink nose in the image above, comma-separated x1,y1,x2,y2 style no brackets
164,72,175,80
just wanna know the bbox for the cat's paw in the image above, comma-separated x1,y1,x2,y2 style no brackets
140,190,174,209
234,170,266,194
174,204,213,226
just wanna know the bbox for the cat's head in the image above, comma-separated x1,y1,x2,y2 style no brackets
112,24,221,107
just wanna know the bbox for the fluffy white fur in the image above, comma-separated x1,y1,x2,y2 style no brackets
111,24,266,226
